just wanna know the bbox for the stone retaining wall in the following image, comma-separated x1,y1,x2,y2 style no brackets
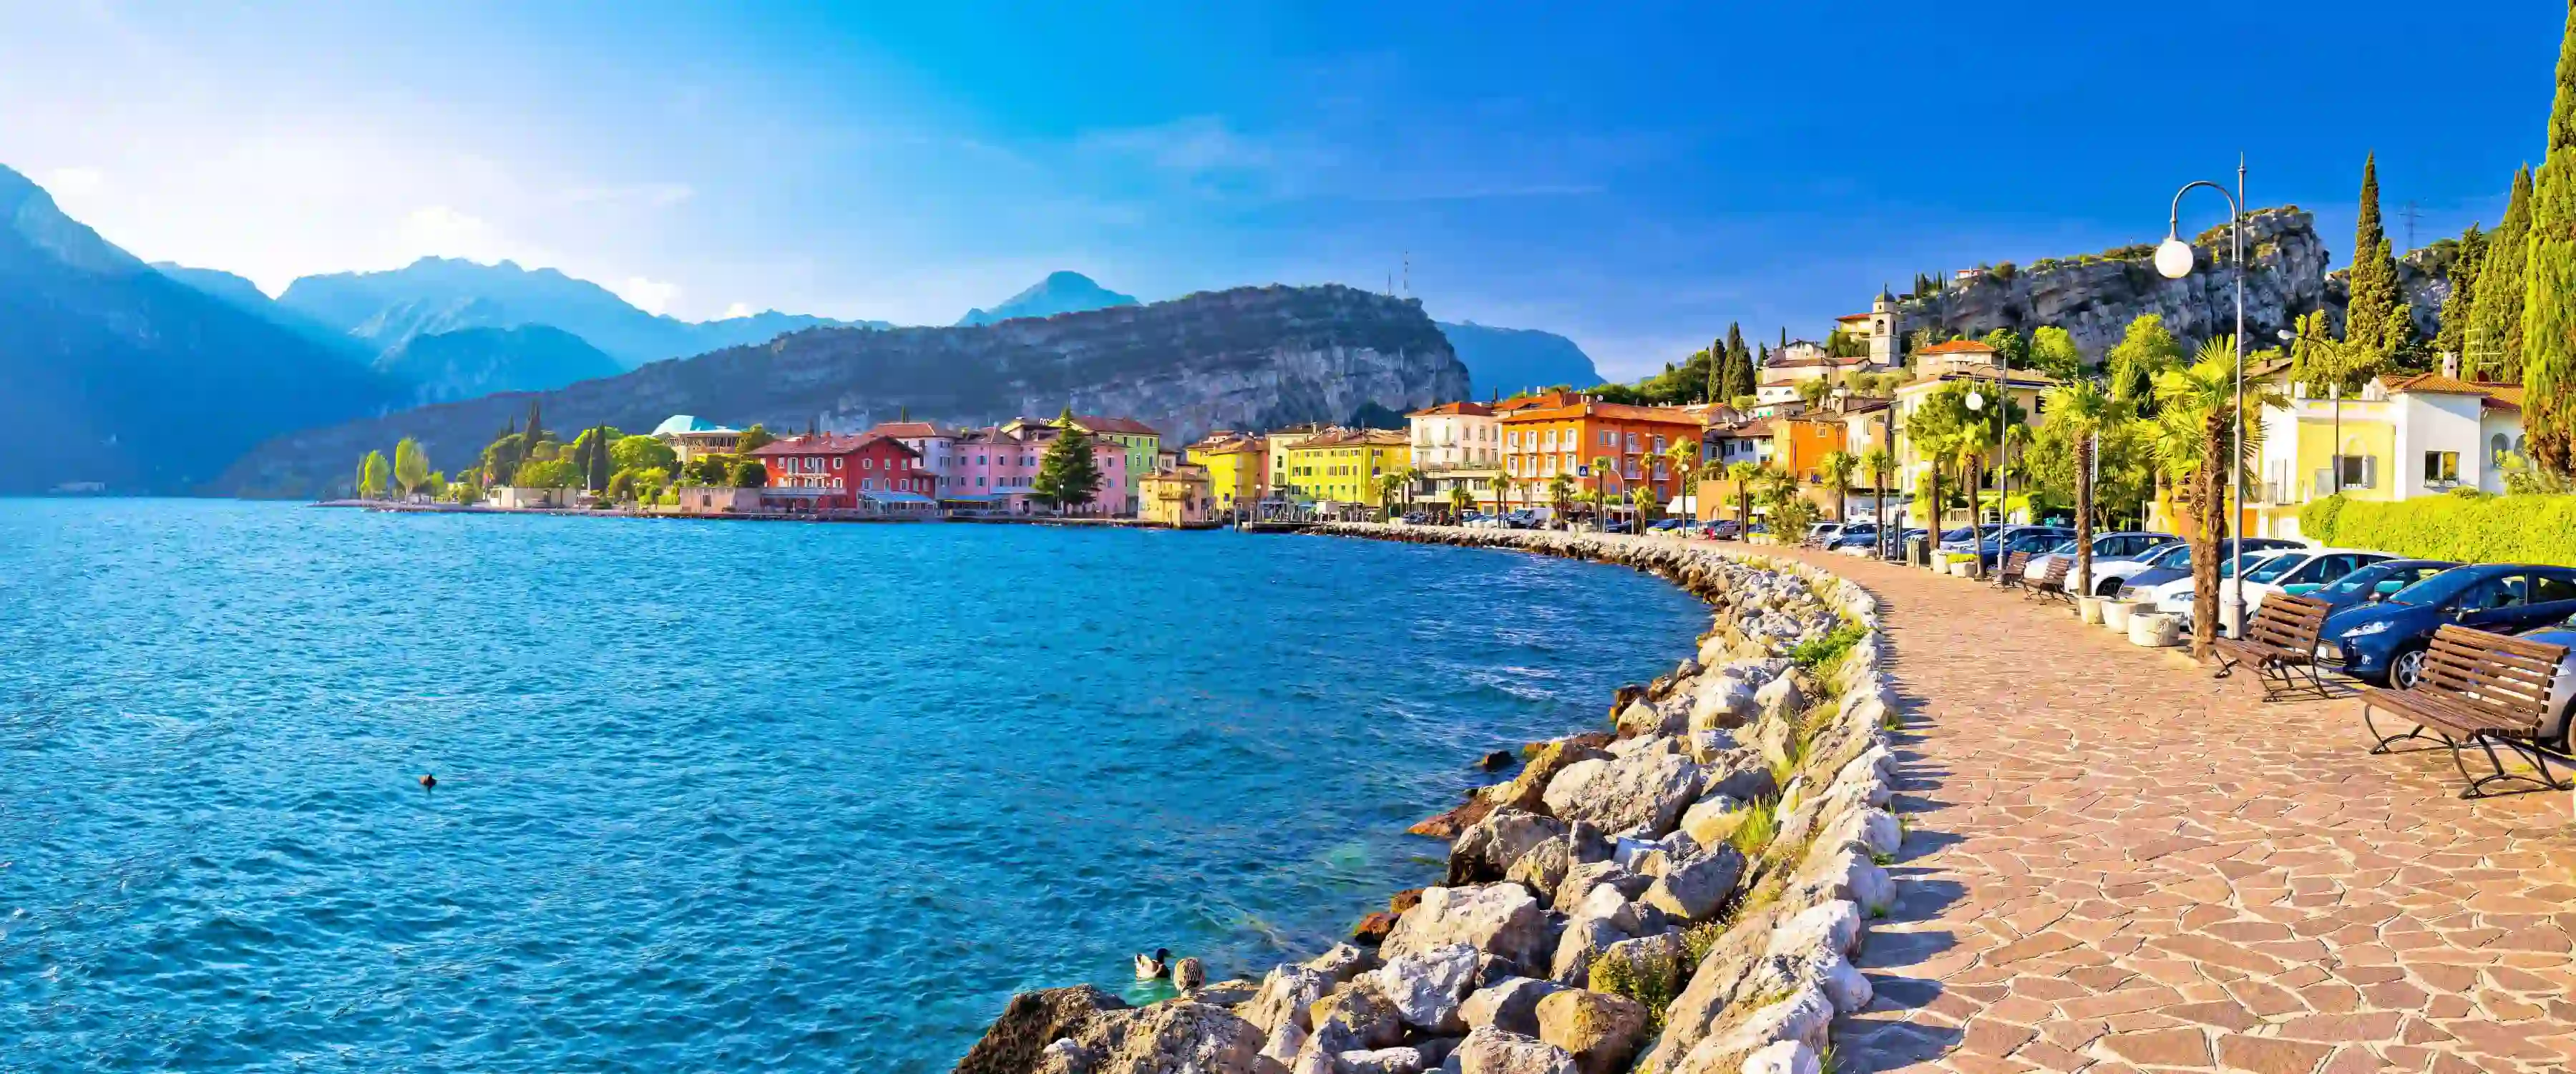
955,526,1905,1074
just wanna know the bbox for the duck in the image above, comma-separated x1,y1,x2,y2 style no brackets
419,773,437,789
1133,948,1171,980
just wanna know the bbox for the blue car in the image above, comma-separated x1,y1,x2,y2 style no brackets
2321,564,2576,688
2110,537,2306,600
2290,558,2459,616
1824,524,1880,550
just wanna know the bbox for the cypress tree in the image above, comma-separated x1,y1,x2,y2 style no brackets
2471,165,2535,383
1704,337,1724,404
2343,152,2407,370
2434,223,2487,371
1722,323,1751,399
2524,6,2576,477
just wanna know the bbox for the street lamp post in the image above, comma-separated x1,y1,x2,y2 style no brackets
2154,157,2248,639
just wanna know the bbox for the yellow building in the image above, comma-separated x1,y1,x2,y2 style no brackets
1279,428,1412,506
1136,465,1214,527
1889,341,2054,526
1184,431,1267,512
1264,423,1334,499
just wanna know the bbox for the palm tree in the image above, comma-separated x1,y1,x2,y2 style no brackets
1446,482,1472,522
1494,472,1518,517
1662,439,1700,519
1373,472,1406,518
1725,460,1761,530
1860,445,1893,534
1402,466,1428,515
1547,472,1577,524
2041,378,2123,596
1589,454,1618,531
2154,337,2285,658
1820,449,1857,522
1629,484,1658,527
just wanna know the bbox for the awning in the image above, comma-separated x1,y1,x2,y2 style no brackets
862,490,938,504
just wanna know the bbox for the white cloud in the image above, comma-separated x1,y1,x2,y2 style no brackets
43,166,104,198
394,205,530,265
720,301,756,320
613,276,680,315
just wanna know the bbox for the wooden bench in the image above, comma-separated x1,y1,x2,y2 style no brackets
2361,625,2571,798
2026,555,2074,603
2209,592,2334,701
1994,550,2031,590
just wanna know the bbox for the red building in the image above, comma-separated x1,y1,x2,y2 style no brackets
749,432,931,512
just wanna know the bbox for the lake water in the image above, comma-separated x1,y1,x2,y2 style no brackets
0,500,1707,1072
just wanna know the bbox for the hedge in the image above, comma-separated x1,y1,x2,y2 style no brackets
2298,492,2576,567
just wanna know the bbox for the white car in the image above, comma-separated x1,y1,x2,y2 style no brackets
2091,540,2197,593
2145,550,2331,625
2021,531,2185,594
2228,548,2398,608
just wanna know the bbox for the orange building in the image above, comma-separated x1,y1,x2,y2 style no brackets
1498,398,1705,514
1772,413,1855,519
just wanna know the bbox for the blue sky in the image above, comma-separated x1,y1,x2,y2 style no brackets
1,1,2564,376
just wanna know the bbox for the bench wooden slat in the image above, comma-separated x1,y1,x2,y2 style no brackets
2361,625,2570,797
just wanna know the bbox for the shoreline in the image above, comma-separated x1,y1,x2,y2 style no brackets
307,499,1224,528
956,524,1908,1074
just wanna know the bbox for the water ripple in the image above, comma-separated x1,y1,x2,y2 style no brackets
0,500,1705,1073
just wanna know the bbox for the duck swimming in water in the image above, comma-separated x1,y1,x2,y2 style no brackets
1133,948,1170,980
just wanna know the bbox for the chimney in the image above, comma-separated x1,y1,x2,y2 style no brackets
2440,351,2462,380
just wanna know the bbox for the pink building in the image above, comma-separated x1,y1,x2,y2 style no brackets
948,424,1128,515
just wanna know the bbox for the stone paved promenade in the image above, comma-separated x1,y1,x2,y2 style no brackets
1749,545,2576,1074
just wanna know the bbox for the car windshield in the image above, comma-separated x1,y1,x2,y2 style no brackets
1940,527,1974,542
2321,560,2436,596
2145,544,2192,569
2217,552,2283,580
2046,539,2077,554
2243,554,2310,585
2386,567,2484,607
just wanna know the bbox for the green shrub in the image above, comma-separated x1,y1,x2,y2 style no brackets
2299,493,2576,567
1589,943,1684,1031
1727,796,1780,858
1789,620,1868,670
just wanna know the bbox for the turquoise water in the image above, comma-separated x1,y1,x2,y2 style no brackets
0,501,1707,1072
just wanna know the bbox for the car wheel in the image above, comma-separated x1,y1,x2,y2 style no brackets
2390,645,2430,690
2095,577,2123,597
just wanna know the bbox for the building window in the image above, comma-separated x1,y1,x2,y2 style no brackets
2333,454,2374,489
2494,433,2513,462
2424,451,2459,484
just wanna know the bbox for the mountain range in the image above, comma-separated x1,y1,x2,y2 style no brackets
1,159,1599,494
219,285,1470,497
0,164,399,494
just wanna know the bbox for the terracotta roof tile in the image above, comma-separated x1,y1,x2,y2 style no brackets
1407,400,1496,417
1916,339,1999,356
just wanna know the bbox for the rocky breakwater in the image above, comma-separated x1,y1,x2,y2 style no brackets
954,526,1906,1074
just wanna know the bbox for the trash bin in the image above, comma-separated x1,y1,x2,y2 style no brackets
1905,535,1928,567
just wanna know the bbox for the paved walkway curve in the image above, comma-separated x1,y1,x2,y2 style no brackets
1750,547,2576,1074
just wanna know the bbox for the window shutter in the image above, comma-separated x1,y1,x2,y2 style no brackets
2361,454,2376,489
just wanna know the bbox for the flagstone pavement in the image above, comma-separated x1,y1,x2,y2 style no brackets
1757,546,2576,1074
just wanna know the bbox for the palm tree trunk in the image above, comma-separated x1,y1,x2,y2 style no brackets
2074,433,2095,595
2190,416,2227,660
1964,456,1983,577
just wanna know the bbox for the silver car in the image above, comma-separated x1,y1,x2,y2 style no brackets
2514,622,2576,755
2022,531,2183,594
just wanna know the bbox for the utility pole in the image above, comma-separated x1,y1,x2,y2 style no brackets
2401,200,2421,254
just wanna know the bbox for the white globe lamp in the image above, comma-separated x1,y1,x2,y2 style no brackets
2154,235,2197,280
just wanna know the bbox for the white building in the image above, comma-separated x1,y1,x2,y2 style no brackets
870,421,962,497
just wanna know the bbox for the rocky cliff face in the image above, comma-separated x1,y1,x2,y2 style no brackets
1897,208,2335,357
216,283,1468,497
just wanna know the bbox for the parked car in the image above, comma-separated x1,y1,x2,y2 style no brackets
2108,537,2306,599
2321,564,2576,687
1503,511,1541,529
2509,620,2576,753
2297,558,2462,617
1804,522,1843,547
1400,512,1428,524
2137,550,2296,623
1705,519,1743,540
2229,548,2398,608
1648,517,1689,533
2021,532,2184,591
2148,548,2392,624
1824,524,1881,551
1976,526,2077,570
1601,518,1634,534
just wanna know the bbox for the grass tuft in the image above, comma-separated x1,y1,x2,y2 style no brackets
1727,797,1781,858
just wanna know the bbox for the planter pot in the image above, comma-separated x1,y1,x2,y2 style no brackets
2102,600,2137,632
2128,612,2182,648
2077,596,2105,624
